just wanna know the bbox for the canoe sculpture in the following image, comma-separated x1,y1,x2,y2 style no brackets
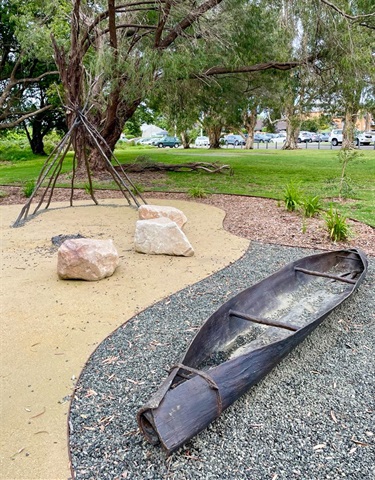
137,248,368,454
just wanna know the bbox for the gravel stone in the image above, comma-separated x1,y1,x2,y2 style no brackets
69,242,374,480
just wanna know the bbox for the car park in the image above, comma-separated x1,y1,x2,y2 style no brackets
195,136,209,146
297,131,313,143
254,133,272,143
155,136,180,148
224,134,246,146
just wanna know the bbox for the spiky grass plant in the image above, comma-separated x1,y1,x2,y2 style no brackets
324,206,351,242
188,186,209,198
302,195,322,218
283,181,302,212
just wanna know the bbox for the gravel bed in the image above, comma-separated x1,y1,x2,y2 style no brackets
69,243,374,480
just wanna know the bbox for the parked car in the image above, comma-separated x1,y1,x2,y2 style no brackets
318,132,330,142
272,134,286,145
297,131,313,143
137,137,156,145
254,133,272,143
155,136,180,148
224,134,246,146
195,136,209,147
329,129,375,146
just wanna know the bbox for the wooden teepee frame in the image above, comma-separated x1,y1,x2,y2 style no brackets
13,107,147,227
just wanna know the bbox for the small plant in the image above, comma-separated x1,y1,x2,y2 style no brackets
22,180,35,198
301,217,307,234
0,189,8,199
84,182,92,195
188,186,209,198
338,148,362,199
131,183,144,195
324,206,351,242
283,181,302,211
301,195,322,218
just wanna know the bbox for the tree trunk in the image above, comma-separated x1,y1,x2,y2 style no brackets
283,106,300,150
244,107,257,149
207,125,222,148
342,109,356,149
180,131,191,149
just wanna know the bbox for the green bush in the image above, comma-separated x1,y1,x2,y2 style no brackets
22,180,35,198
302,195,322,218
324,206,351,242
283,181,302,211
188,186,209,198
131,183,145,195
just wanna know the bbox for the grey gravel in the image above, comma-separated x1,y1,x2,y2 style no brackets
69,243,374,480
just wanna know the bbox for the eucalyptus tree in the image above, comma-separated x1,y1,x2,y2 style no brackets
0,0,59,129
9,0,313,171
316,0,375,148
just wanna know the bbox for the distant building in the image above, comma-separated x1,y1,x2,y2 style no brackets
141,124,168,138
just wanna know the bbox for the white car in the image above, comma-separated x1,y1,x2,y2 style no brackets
329,129,375,146
195,136,209,147
272,134,286,145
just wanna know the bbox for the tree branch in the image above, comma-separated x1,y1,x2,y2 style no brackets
320,0,375,29
158,0,224,49
154,0,173,48
0,105,53,130
192,60,306,79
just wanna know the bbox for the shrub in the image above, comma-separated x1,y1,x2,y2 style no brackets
324,206,351,242
302,195,322,218
188,186,209,198
23,180,35,198
131,183,145,195
283,181,302,211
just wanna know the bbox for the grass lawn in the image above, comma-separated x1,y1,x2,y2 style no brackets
1,144,374,226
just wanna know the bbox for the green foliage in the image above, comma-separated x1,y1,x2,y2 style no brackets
131,183,145,195
22,179,35,198
188,186,209,199
324,206,351,242
283,181,302,211
301,195,322,218
338,148,363,199
0,189,8,199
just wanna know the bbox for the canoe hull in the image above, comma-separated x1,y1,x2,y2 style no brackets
137,248,368,454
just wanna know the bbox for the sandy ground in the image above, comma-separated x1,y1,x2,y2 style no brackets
0,198,249,480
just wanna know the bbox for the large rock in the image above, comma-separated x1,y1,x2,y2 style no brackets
134,218,194,257
138,205,187,229
57,238,120,281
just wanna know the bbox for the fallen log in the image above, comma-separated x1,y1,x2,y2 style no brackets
115,161,232,174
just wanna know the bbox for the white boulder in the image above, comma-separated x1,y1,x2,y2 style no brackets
57,238,120,281
134,218,194,257
138,205,187,229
